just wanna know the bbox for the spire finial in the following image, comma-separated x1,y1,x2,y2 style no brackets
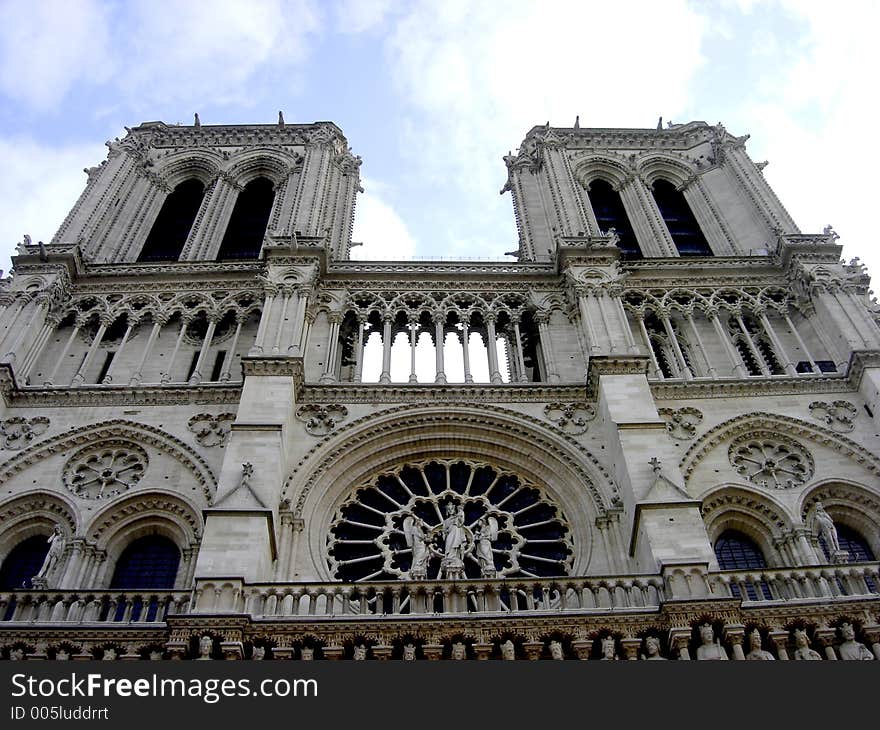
278,111,285,127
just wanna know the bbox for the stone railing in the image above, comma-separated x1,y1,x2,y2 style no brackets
706,563,880,604
0,590,191,624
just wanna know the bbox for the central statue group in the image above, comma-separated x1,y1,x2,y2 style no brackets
402,503,499,580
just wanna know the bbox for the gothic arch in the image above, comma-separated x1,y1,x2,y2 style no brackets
153,149,223,189
224,148,294,187
570,153,632,190
635,153,698,188
679,412,880,487
0,420,217,503
0,491,78,564
700,485,791,565
283,404,618,579
798,480,880,560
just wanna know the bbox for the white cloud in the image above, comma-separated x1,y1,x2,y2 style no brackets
0,137,106,271
351,177,417,260
0,0,113,109
333,0,393,34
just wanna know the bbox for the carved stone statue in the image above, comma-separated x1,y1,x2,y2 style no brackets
300,646,314,661
500,639,516,660
9,647,24,660
252,646,265,660
838,622,874,660
149,650,163,661
600,636,617,660
33,524,65,586
441,502,468,577
695,624,728,660
353,644,367,661
643,635,667,660
549,640,564,660
813,501,843,558
451,641,466,660
793,629,821,660
56,649,70,661
403,643,416,661
745,629,775,660
402,513,434,579
473,515,498,577
102,647,117,661
196,635,213,660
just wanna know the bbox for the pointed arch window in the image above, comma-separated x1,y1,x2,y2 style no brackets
0,535,50,590
651,179,712,256
714,529,771,600
138,178,205,262
216,177,275,260
586,179,642,258
110,535,180,590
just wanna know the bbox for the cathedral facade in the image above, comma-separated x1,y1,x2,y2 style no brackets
0,118,878,661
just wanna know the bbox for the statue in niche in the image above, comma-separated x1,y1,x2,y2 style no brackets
33,525,65,587
793,629,821,660
643,636,667,660
56,649,70,661
402,513,436,579
353,644,367,661
837,622,874,660
813,501,843,558
102,648,117,661
402,643,416,661
695,624,728,660
500,640,516,660
451,642,466,660
600,636,617,660
745,630,775,660
149,650,163,661
9,648,24,661
473,515,499,577
196,635,213,660
251,646,265,660
300,647,314,661
549,640,565,660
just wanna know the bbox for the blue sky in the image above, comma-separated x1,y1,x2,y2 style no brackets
1,0,878,279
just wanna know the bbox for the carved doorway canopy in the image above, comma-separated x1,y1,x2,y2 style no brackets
327,459,574,582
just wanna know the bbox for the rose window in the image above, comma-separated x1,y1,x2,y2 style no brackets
728,434,813,489
63,442,148,500
327,459,574,582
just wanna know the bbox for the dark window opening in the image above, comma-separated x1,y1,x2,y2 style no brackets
216,177,275,260
819,524,875,563
651,179,712,256
816,360,837,373
185,351,200,382
735,340,762,376
138,179,205,262
0,535,50,591
110,535,180,590
210,351,226,382
714,530,771,600
96,352,115,383
586,179,642,259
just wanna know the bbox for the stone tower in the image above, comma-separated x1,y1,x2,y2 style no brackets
0,118,877,661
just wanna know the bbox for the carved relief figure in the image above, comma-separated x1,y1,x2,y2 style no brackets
745,630,774,660
695,624,728,660
643,636,667,660
353,644,367,661
252,646,265,660
403,643,416,661
451,642,466,660
33,524,64,586
402,513,435,579
813,501,842,557
600,636,617,660
441,502,468,576
196,635,213,660
500,639,516,660
300,647,314,661
473,515,498,577
838,623,874,660
792,629,821,660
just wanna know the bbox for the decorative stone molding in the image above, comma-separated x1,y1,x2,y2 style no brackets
87,491,203,543
658,407,703,440
187,413,236,447
295,404,348,436
543,403,595,435
728,432,814,489
0,417,50,449
680,412,880,484
62,441,148,500
808,400,857,433
0,420,216,502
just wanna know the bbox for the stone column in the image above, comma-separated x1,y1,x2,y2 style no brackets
250,291,276,356
433,313,447,384
709,310,746,377
379,314,393,384
636,314,662,378
461,320,473,383
734,312,769,376
320,313,342,383
485,314,504,384
101,319,135,384
659,310,691,379
188,315,218,384
408,321,418,384
71,316,109,386
287,287,309,356
129,317,164,386
535,313,558,383
45,320,82,385
783,312,818,374
577,291,601,354
352,317,366,383
219,315,244,382
757,309,796,375
271,289,293,355
161,316,189,384
3,294,49,365
512,317,528,382
686,311,716,377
